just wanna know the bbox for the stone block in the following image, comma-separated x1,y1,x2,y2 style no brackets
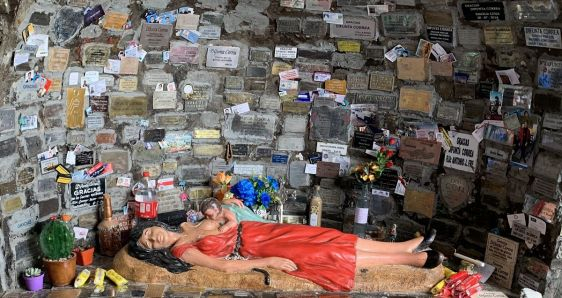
249,47,272,62
223,112,277,144
462,226,488,249
45,129,67,146
50,6,83,46
22,135,43,159
283,115,308,134
277,17,301,33
331,52,366,70
302,17,327,37
162,160,178,173
95,129,117,145
0,137,17,158
0,181,16,196
38,198,60,219
187,186,213,200
7,206,39,235
157,188,183,214
0,107,16,134
78,212,98,229
224,76,245,91
155,113,188,128
178,164,209,183
309,106,351,143
277,134,306,152
15,236,41,261
133,143,164,162
289,161,311,188
259,94,281,111
99,149,131,173
37,176,58,195
141,163,162,178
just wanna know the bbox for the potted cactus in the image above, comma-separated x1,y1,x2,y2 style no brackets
39,216,76,286
73,237,95,266
23,267,44,291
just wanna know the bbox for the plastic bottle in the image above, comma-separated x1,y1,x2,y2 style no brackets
309,185,323,227
134,171,158,219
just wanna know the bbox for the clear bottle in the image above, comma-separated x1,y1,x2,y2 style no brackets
98,194,122,256
135,171,155,201
309,185,323,227
353,184,371,238
134,171,158,219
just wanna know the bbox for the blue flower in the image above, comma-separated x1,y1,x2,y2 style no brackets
260,192,271,208
231,179,256,206
268,176,279,191
256,179,265,189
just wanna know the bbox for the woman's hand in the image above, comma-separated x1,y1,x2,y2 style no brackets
224,198,244,208
267,257,298,272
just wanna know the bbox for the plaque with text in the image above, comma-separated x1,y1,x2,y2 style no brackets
82,43,111,67
71,179,105,208
484,26,515,45
537,59,562,91
461,1,505,21
426,25,454,44
90,96,109,112
353,131,374,149
439,175,472,212
206,46,240,69
316,161,340,178
543,113,562,130
102,11,128,30
436,101,463,125
170,41,199,64
330,18,376,40
381,12,422,37
485,234,518,289
443,132,479,173
199,25,221,40
324,79,347,94
347,73,369,90
524,27,562,49
109,93,148,118
118,76,138,92
46,47,70,72
399,137,441,165
232,144,249,156
66,88,85,129
153,91,177,109
140,23,173,49
399,87,432,114
277,17,301,33
369,72,394,91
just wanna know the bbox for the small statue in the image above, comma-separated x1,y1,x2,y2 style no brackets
388,224,397,242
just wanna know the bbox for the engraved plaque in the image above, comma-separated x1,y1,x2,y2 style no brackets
347,73,369,90
484,26,515,45
510,0,559,22
82,43,111,67
277,17,301,33
330,18,376,40
436,101,464,126
66,88,85,128
347,91,397,110
438,174,472,212
381,12,422,37
225,76,245,91
399,87,432,114
139,23,173,49
369,72,395,92
109,93,148,118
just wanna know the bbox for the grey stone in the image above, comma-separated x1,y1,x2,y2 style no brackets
289,161,311,188
50,7,83,46
249,47,272,62
245,65,268,78
22,135,43,159
309,106,352,143
225,76,245,91
29,11,51,26
259,94,281,111
200,111,221,128
99,149,130,173
302,17,327,37
80,24,102,39
16,167,34,187
276,17,301,33
200,12,225,26
179,164,209,183
223,112,277,144
331,52,366,70
144,51,165,69
224,7,270,35
37,176,57,195
0,108,15,134
15,237,41,261
197,0,228,12
143,0,171,9
7,206,39,235
283,115,308,133
45,129,67,146
38,198,60,219
277,134,306,151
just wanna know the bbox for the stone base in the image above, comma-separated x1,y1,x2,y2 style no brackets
113,247,444,293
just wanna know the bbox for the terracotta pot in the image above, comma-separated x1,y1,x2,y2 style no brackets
75,247,94,266
42,253,76,286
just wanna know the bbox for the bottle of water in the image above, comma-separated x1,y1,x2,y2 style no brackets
353,184,371,238
134,171,157,219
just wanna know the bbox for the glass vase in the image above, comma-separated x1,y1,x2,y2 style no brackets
353,184,371,238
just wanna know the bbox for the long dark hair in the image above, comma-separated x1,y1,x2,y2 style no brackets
128,220,192,273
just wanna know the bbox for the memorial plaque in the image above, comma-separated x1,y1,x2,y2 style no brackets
71,179,105,208
431,61,453,77
0,108,15,132
118,76,138,92
397,57,428,81
184,84,211,101
66,88,85,129
303,17,327,37
364,46,386,61
524,27,562,49
347,91,397,110
200,12,224,26
249,48,272,63
193,129,220,139
102,11,128,30
306,0,331,11
82,43,111,67
540,130,562,153
170,42,199,64
193,144,223,157
140,23,173,49
274,47,298,60
439,174,472,211
381,12,422,37
485,234,519,289
404,187,435,218
458,27,482,47
347,73,369,90
484,26,515,45
369,72,394,91
256,147,273,158
310,106,351,143
537,59,562,91
436,101,463,125
277,17,301,33
444,132,479,173
353,131,374,149
46,47,70,72
224,76,245,91
316,161,340,178
145,51,165,67
295,58,331,73
399,87,432,114
399,137,441,165
246,66,267,78
324,79,347,94
153,91,177,110
75,151,94,167
283,102,311,114
224,92,257,105
224,113,276,143
337,40,361,53
206,46,240,69
199,25,222,40
109,93,148,118
461,1,505,21
330,18,376,40
176,13,199,30
144,129,166,142
87,115,104,129
231,144,249,156
543,113,562,130
510,0,559,22
426,25,454,44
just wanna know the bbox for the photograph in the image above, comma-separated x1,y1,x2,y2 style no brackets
489,91,503,120
511,112,540,164
156,83,164,91
484,124,514,145
178,6,194,14
415,39,433,59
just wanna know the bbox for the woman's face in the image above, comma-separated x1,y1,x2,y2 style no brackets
139,226,173,250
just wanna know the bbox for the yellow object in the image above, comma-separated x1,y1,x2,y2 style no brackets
431,279,446,295
106,269,128,287
443,266,456,278
93,268,106,293
73,269,91,288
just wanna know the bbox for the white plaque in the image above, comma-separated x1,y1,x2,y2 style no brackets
206,46,240,69
153,91,177,109
443,132,479,173
524,27,562,49
316,142,348,155
274,46,298,59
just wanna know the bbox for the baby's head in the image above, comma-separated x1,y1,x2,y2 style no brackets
200,198,222,220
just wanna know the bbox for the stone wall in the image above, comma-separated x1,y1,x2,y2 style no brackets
0,0,562,294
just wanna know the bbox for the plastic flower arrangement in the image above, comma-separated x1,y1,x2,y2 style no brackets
211,171,232,201
230,176,281,210
351,147,394,183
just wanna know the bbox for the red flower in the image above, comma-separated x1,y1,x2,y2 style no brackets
389,138,397,145
385,161,394,168
386,150,394,158
380,146,386,153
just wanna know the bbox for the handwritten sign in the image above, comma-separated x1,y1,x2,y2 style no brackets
70,179,105,208
443,132,478,173
524,27,562,49
206,46,240,69
485,233,518,289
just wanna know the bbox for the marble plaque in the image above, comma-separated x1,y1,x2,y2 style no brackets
250,47,272,62
109,93,148,118
543,113,562,130
330,18,376,40
199,25,221,40
369,72,394,92
458,27,482,47
224,76,245,91
277,17,301,33
206,46,240,69
82,43,111,67
381,12,422,37
153,91,177,110
46,47,70,72
170,41,199,64
347,73,369,90
66,88,85,129
140,23,173,49
347,91,397,110
118,76,138,92
309,106,351,143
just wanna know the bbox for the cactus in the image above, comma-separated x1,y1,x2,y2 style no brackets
39,219,75,260
25,267,42,277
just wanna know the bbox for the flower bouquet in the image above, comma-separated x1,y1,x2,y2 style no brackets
351,147,394,184
229,176,282,216
211,171,232,201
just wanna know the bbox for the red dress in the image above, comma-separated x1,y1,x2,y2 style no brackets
171,221,358,292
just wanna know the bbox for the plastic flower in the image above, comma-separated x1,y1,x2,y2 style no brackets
212,171,232,186
351,147,394,184
231,179,256,207
260,192,271,208
268,176,279,191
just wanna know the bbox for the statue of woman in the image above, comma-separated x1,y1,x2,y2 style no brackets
128,220,440,292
